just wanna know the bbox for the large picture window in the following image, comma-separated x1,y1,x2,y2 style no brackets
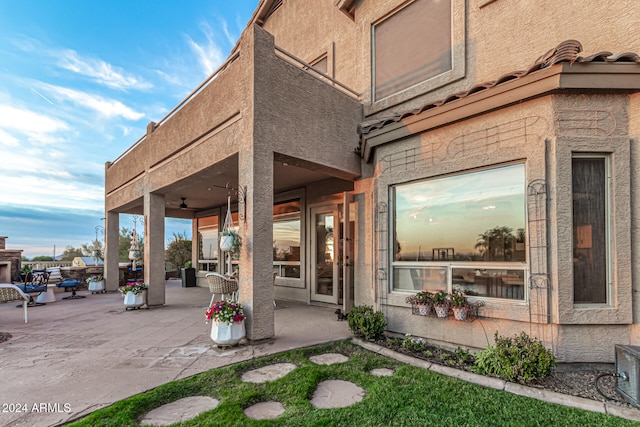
572,155,610,305
273,200,301,278
392,164,527,300
373,0,452,101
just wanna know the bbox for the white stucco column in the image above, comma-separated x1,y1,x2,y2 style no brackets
105,211,120,292
238,147,275,341
144,192,166,306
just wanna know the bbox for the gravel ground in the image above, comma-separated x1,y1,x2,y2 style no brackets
379,338,637,410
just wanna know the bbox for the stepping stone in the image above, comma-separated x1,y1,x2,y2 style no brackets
310,380,365,408
309,353,349,365
370,368,394,377
244,401,285,420
241,363,297,383
139,396,219,426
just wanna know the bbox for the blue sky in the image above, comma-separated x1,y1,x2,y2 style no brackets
0,0,259,258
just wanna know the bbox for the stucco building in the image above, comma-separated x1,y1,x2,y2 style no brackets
104,0,640,363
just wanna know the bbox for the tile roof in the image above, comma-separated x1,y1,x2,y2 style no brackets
358,40,640,135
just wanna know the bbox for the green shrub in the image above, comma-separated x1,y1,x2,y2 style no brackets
347,305,386,341
472,331,556,383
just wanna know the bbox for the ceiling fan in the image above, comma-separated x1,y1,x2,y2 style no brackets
167,197,196,211
179,197,188,210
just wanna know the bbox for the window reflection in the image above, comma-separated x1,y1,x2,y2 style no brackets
273,200,301,278
197,215,218,272
393,164,526,262
392,164,527,299
452,268,525,300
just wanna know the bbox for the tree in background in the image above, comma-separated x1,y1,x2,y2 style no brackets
165,232,192,270
31,255,54,261
119,227,144,262
82,241,103,260
60,246,85,261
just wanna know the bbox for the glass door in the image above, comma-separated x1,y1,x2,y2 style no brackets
311,206,339,304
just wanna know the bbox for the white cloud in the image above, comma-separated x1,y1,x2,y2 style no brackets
0,174,103,210
0,104,69,142
57,49,153,91
220,19,236,46
0,128,19,146
44,85,145,121
186,21,226,77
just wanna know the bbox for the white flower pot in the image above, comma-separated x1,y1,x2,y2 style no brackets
124,290,146,308
88,279,105,292
210,320,245,347
219,235,234,252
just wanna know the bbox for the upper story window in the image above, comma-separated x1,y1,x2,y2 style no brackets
373,0,452,102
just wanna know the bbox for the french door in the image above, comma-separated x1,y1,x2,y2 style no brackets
310,193,354,309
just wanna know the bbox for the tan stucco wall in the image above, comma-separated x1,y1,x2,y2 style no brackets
367,91,638,362
260,0,640,119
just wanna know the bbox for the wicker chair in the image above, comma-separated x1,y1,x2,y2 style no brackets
0,284,30,323
206,273,239,307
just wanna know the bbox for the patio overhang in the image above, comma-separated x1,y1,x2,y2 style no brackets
105,24,362,219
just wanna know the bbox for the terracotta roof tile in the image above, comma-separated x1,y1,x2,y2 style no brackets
358,40,639,136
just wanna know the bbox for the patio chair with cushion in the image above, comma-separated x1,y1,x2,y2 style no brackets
206,273,239,307
1,284,31,322
56,279,87,299
20,269,50,306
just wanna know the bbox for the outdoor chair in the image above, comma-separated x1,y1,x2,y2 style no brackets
206,273,239,307
20,269,49,306
0,284,30,323
56,279,87,300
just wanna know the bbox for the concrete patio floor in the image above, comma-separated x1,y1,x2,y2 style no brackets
0,280,350,427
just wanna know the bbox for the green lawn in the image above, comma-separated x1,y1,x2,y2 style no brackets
67,341,638,426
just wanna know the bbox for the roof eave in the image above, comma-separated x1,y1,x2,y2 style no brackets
361,62,640,162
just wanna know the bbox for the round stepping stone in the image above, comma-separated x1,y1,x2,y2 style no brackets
310,380,365,408
139,396,219,426
244,401,285,420
370,368,394,377
309,353,349,365
241,363,297,383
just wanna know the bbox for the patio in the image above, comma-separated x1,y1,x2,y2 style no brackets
0,280,349,427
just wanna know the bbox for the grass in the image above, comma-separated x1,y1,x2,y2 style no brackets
66,341,638,427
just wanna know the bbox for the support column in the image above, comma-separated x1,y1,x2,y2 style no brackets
144,192,166,306
105,211,120,292
238,147,275,341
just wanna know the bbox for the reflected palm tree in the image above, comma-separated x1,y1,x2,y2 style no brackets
475,226,515,261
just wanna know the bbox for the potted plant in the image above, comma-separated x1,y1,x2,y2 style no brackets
86,274,105,294
414,290,433,316
219,229,241,253
432,289,449,318
449,289,470,321
206,298,246,347
120,281,148,309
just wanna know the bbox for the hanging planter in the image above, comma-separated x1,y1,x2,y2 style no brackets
219,231,239,252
